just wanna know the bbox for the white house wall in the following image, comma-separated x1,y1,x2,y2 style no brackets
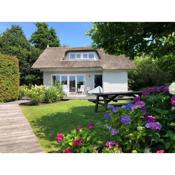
103,70,128,92
43,71,102,91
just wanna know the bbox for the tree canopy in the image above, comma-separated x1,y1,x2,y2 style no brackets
30,23,60,50
0,23,60,85
87,22,175,58
0,25,32,84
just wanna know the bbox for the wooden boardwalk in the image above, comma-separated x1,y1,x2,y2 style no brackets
0,103,42,153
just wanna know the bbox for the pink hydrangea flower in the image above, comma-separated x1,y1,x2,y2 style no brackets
64,147,73,153
87,123,95,129
105,141,118,148
171,96,175,106
156,150,165,153
72,137,84,146
56,133,64,143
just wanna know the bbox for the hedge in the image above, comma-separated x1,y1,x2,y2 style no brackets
0,53,19,102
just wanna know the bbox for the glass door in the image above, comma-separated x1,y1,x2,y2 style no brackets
69,76,76,92
77,75,85,94
94,74,102,88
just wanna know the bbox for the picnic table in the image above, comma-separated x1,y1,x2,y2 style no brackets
90,91,142,112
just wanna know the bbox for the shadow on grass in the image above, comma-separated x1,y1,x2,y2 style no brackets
31,105,105,142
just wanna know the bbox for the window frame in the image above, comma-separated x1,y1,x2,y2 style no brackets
67,52,98,61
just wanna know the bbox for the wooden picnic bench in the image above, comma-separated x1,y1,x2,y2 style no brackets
90,91,142,112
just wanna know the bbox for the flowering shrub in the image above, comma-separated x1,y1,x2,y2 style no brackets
103,85,175,153
56,122,121,153
20,84,63,105
55,84,175,153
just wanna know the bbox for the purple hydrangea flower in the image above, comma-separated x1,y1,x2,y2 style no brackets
145,122,161,131
159,85,169,93
112,106,118,113
142,85,169,96
110,128,119,136
134,100,145,109
171,96,175,106
144,115,156,122
121,115,131,125
133,96,141,103
104,112,111,120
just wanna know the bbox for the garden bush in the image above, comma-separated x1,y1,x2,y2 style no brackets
19,84,64,105
129,56,169,90
19,85,29,99
44,84,64,103
26,85,46,105
56,84,175,153
0,53,19,102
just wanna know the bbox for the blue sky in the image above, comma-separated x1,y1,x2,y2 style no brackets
0,22,93,47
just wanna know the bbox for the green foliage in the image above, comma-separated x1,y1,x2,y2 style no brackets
129,56,169,90
44,85,64,103
57,126,122,153
156,54,175,82
88,22,175,58
26,85,46,105
104,90,175,152
20,84,64,105
19,85,29,99
30,23,60,50
0,25,42,85
104,107,147,152
21,100,105,153
0,53,19,102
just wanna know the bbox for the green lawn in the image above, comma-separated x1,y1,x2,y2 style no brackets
21,100,105,152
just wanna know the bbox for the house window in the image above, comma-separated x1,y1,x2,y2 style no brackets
61,76,67,85
83,53,88,59
53,75,60,85
67,52,98,60
89,53,95,59
70,53,76,59
76,53,81,59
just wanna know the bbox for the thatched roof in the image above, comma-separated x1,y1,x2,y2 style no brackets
32,47,134,70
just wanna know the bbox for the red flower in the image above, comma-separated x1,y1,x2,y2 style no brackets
72,137,84,146
156,150,165,153
56,133,64,143
87,123,95,129
64,147,73,153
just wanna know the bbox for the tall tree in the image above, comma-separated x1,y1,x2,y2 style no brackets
30,23,60,50
87,22,175,58
0,25,42,85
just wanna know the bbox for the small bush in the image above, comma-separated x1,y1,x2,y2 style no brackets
26,85,46,105
44,87,60,103
0,53,19,102
44,83,64,103
19,85,28,99
20,84,64,105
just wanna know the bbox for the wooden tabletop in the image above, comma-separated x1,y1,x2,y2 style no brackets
92,91,142,96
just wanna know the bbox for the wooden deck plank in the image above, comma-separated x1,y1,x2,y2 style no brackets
0,103,42,153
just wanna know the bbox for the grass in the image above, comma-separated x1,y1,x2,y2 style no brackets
21,100,105,152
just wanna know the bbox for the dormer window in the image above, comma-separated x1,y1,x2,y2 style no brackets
66,51,98,61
